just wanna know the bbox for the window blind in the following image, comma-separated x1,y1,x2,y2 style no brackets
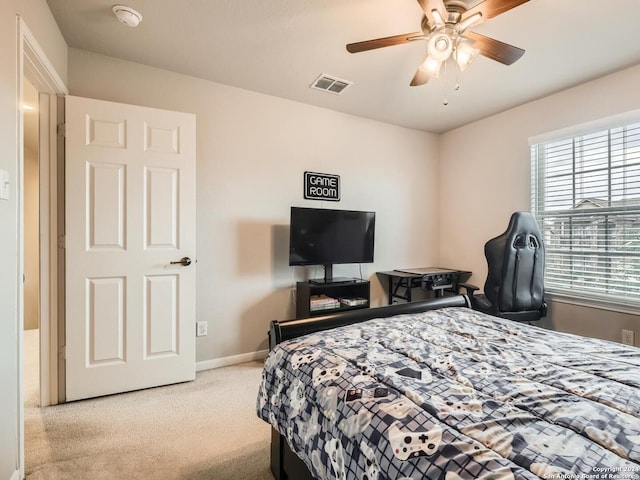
531,122,640,306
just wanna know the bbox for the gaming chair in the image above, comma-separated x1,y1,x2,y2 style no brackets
461,211,547,322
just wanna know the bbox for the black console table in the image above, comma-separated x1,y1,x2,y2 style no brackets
376,268,471,305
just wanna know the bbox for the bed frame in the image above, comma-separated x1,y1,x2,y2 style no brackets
267,294,471,480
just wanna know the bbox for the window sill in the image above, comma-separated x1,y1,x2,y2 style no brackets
547,291,640,317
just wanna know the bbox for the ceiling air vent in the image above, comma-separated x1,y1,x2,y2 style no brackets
310,74,352,95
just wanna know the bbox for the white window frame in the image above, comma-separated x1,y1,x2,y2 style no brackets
530,111,640,311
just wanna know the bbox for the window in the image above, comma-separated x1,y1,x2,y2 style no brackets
531,121,640,307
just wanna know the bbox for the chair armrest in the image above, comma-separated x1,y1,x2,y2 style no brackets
458,282,479,297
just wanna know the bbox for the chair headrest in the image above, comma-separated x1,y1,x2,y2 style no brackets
504,212,542,241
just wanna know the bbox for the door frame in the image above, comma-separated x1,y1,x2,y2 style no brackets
17,15,67,477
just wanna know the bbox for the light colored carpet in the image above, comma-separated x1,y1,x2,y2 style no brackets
24,335,274,480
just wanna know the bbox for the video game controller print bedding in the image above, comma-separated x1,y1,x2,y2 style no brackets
257,307,640,479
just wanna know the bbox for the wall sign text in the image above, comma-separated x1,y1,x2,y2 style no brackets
304,171,340,201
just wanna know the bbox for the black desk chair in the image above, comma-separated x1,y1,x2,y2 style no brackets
461,212,547,322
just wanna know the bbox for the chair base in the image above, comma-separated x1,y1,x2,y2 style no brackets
493,308,546,323
461,286,547,322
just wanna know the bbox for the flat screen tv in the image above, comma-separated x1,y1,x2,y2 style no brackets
289,206,375,284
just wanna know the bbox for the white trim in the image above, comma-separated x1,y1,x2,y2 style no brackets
38,93,50,409
528,108,640,146
10,469,21,480
17,15,68,479
37,93,59,408
19,20,67,96
17,15,26,478
196,350,268,372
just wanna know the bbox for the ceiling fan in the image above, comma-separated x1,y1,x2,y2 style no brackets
346,0,529,87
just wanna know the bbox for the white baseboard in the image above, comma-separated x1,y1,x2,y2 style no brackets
196,349,268,372
10,469,21,480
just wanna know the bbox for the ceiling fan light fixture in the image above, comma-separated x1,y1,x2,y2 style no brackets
455,38,480,71
427,31,454,62
420,56,443,78
345,0,530,89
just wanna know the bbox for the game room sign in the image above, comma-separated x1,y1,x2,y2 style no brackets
304,171,340,201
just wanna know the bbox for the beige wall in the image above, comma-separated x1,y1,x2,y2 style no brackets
24,144,39,331
439,64,640,343
67,48,441,361
69,48,640,355
24,79,40,331
0,2,67,478
548,300,640,347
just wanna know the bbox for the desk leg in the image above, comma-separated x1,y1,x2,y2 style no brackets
387,276,417,304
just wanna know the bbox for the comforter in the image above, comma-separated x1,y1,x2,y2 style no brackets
257,307,640,480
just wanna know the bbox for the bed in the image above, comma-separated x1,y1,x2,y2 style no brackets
257,295,640,480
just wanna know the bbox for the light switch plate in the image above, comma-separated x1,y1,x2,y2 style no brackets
196,321,208,337
0,169,9,200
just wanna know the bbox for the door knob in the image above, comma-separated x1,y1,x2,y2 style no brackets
170,256,192,267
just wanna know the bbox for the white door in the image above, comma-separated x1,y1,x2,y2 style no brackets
65,96,196,401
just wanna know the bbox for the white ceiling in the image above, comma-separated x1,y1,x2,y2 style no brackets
46,0,640,134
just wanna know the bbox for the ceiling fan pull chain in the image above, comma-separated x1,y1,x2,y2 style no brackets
442,59,449,106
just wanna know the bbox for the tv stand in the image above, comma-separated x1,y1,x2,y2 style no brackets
296,279,370,319
309,277,355,285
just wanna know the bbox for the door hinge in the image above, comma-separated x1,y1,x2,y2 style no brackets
58,346,66,360
57,122,66,137
58,235,65,248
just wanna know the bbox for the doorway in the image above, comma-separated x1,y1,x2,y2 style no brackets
17,16,68,478
23,77,40,409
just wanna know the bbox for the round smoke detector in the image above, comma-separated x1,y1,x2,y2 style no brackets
112,5,143,27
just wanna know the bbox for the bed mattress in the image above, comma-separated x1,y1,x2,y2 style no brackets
257,307,640,479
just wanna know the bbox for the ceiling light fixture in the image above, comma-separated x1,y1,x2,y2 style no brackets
112,5,143,27
455,37,479,72
346,0,529,92
419,26,480,82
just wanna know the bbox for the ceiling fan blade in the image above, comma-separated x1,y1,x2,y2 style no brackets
460,0,529,25
346,32,423,53
465,32,524,65
417,0,448,28
410,66,431,87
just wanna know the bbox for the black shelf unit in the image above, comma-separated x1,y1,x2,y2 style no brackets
296,279,370,319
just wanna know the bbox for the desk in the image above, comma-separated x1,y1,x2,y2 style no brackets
376,268,471,305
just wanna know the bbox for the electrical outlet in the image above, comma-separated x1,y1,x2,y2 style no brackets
196,321,208,337
622,329,635,346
